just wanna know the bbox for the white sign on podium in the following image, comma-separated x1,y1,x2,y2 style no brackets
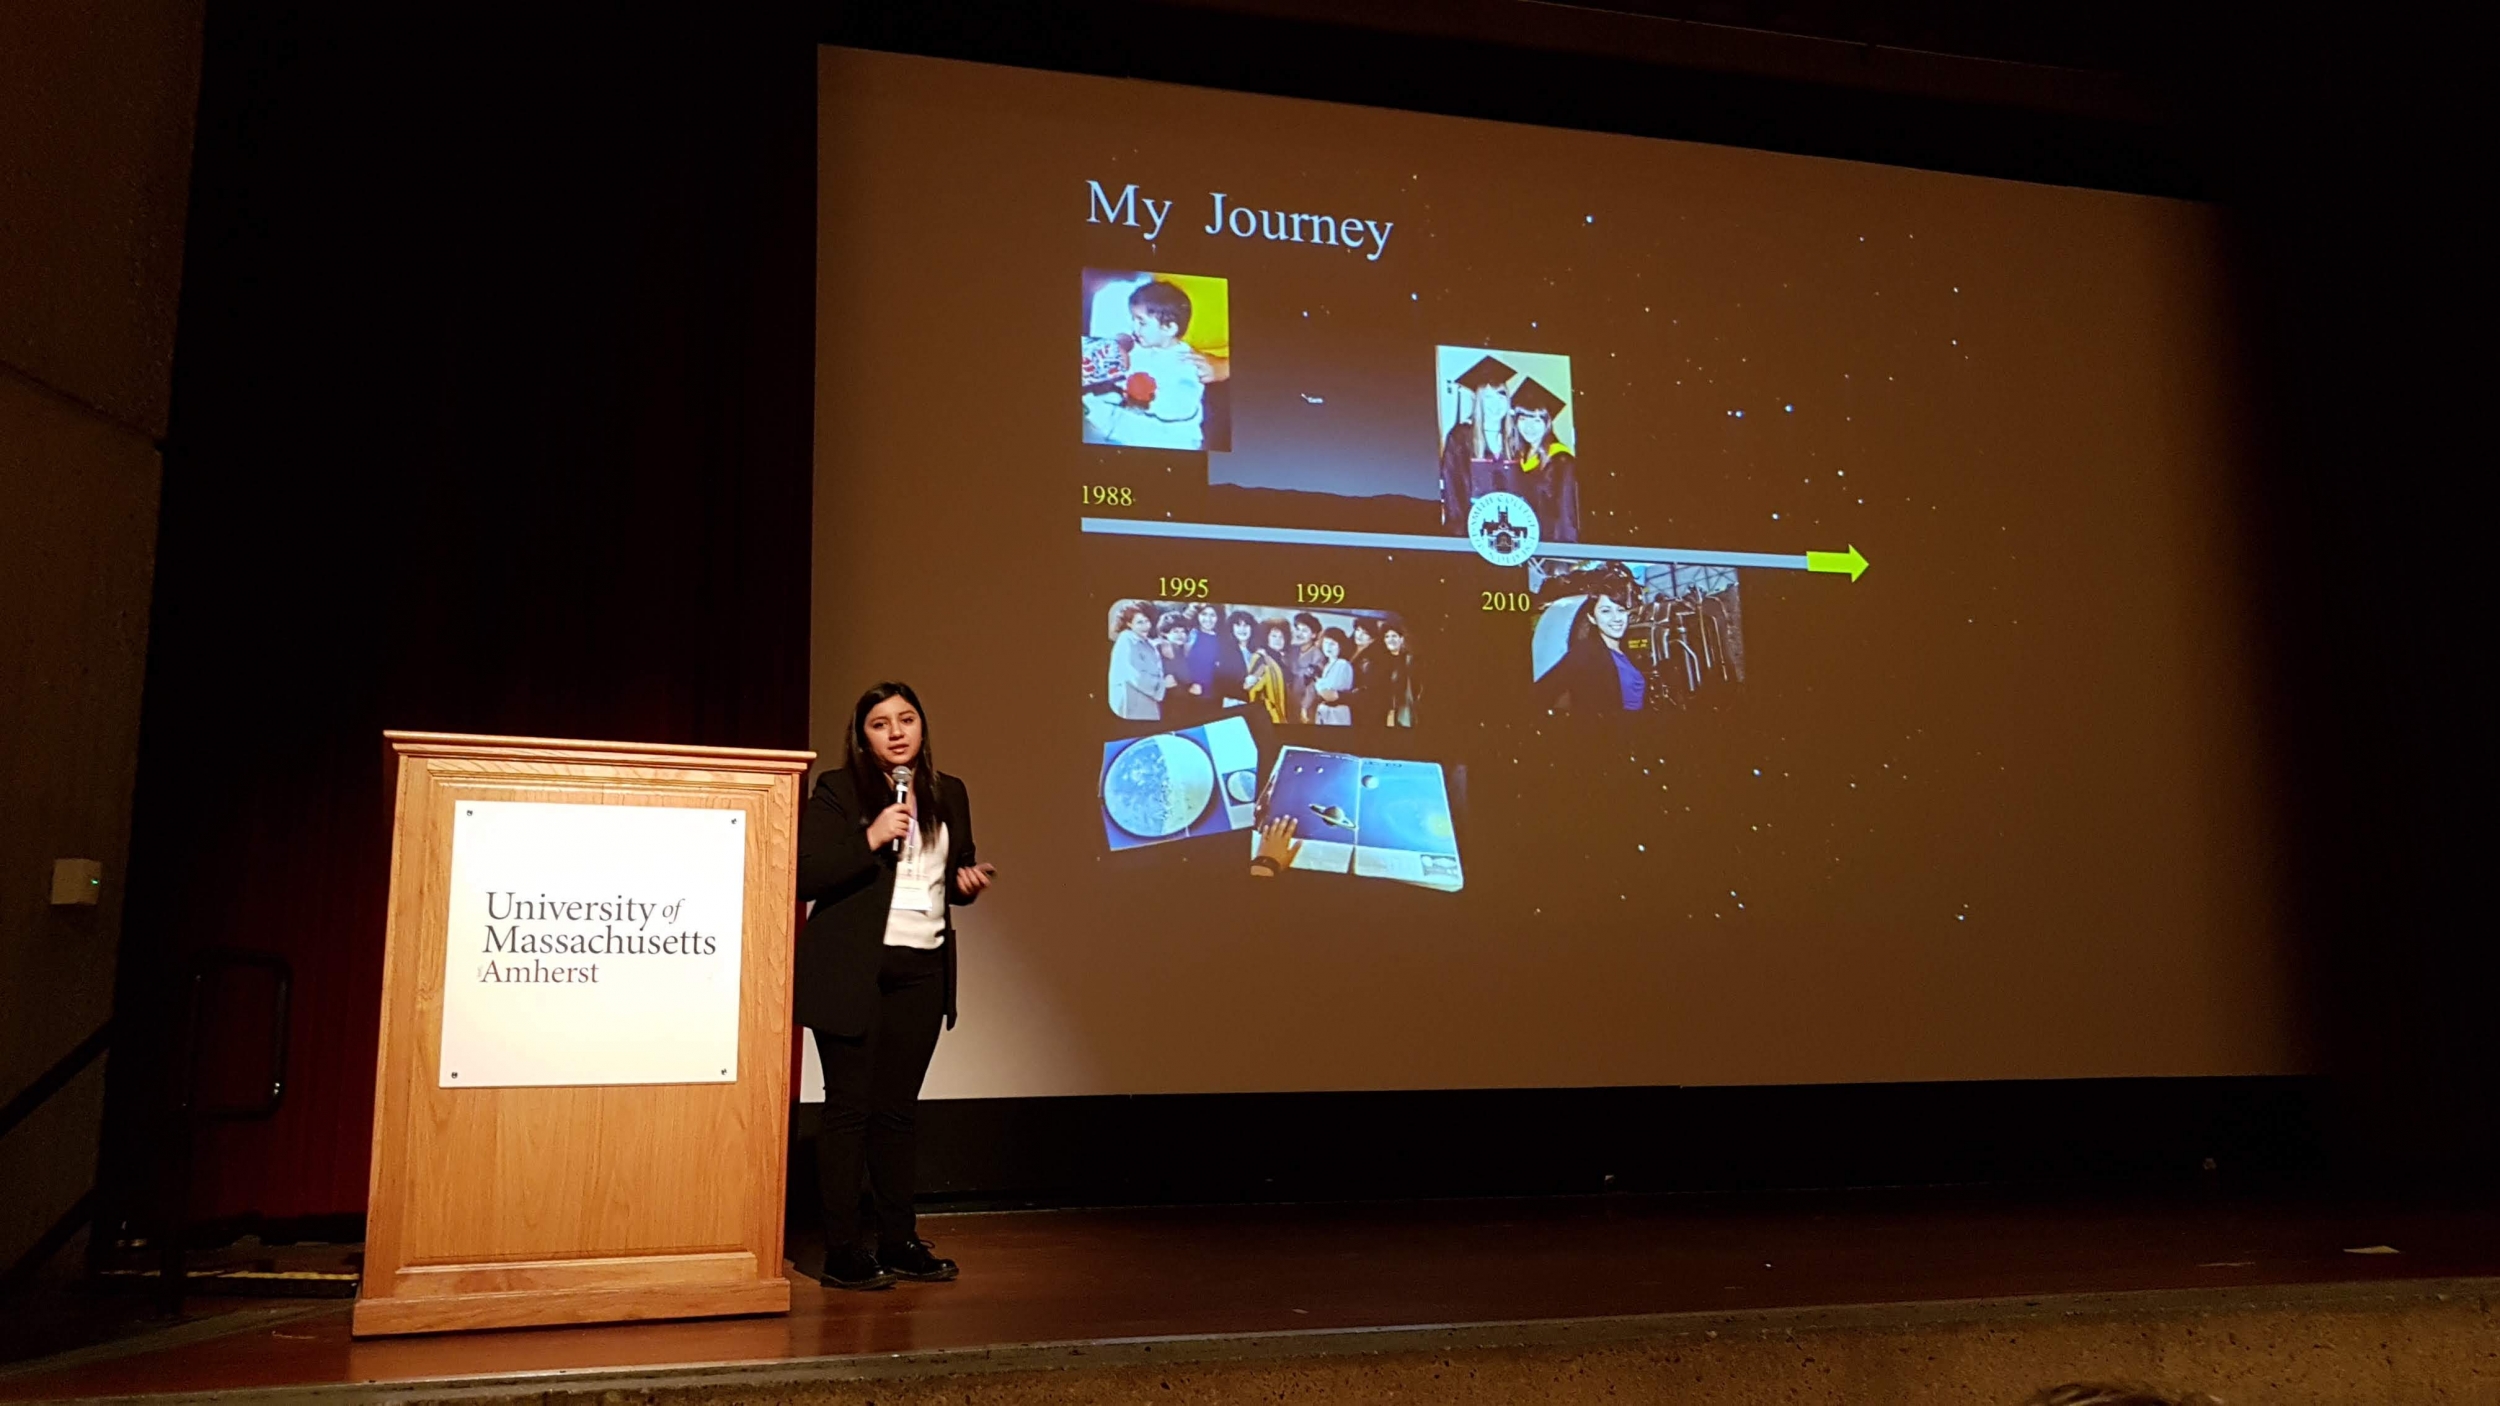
437,800,746,1088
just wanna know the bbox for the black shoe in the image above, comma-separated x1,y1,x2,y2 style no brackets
815,1244,898,1291
878,1238,958,1282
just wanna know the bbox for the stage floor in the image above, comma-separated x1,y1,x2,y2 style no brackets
6,1188,2498,1402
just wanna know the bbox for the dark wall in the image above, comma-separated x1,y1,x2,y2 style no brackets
109,0,2486,1232
836,1,2201,195
2172,15,2490,1180
105,2,815,1227
0,0,201,1282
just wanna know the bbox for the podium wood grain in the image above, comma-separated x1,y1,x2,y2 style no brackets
354,732,813,1337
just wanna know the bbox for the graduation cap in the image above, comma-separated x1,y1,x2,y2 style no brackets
1511,377,1568,418
1450,354,1517,391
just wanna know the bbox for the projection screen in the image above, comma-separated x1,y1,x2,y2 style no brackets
811,47,2295,1099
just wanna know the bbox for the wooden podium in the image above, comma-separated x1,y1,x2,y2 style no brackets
354,732,813,1336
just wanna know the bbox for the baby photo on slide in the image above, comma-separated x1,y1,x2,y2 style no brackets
1081,269,1232,452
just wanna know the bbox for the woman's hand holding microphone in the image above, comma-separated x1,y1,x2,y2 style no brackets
865,800,914,849
864,789,996,895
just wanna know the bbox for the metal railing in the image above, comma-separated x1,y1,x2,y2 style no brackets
0,948,293,1305
0,1023,114,1294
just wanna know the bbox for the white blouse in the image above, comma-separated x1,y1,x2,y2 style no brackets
883,820,950,949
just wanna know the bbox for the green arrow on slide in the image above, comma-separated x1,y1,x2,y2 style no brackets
1804,545,1870,581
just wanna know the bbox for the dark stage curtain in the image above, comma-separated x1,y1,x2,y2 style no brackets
103,3,815,1226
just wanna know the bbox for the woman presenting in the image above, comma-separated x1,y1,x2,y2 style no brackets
795,682,995,1291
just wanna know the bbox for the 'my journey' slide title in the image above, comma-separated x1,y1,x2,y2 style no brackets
1087,180,1396,261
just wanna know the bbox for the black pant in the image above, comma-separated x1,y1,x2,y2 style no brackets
812,940,947,1251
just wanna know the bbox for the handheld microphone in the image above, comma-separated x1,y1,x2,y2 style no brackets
889,764,913,856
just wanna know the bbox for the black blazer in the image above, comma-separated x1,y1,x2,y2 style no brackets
794,767,980,1038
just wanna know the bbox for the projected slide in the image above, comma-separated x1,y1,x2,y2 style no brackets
1064,178,1869,892
817,48,2291,1098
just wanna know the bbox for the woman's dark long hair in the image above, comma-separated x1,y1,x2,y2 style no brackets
1499,414,1538,467
1565,595,1609,655
846,681,942,843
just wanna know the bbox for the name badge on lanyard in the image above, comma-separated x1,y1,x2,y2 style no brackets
890,827,935,912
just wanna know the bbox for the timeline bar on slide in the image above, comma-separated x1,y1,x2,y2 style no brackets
1079,516,1815,572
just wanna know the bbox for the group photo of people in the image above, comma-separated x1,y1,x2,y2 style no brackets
1081,268,1234,451
1526,559,1745,714
1105,599,1420,727
1436,346,1581,544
